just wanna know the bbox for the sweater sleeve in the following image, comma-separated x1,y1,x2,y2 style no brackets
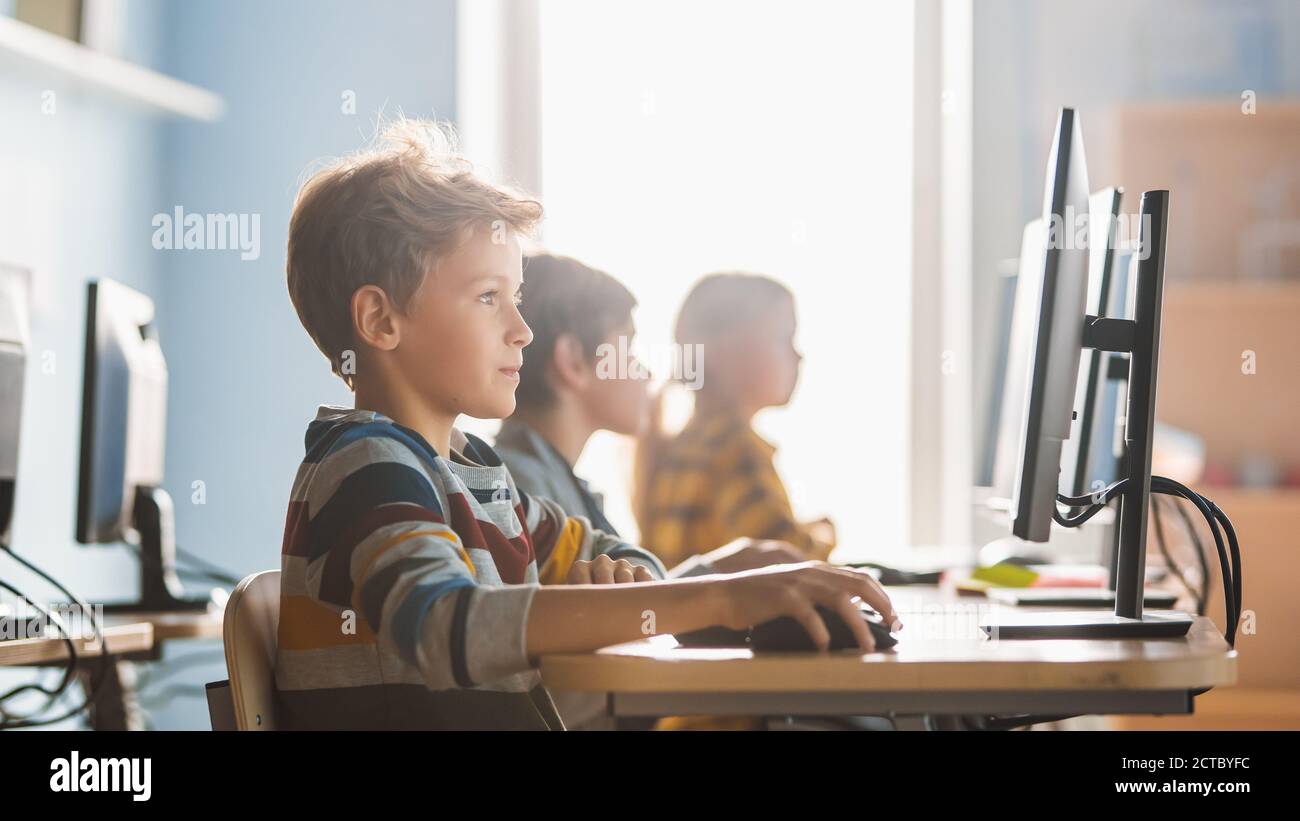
521,491,668,583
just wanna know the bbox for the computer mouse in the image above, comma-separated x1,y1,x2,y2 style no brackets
751,604,898,652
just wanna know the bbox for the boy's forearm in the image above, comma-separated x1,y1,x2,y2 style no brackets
524,579,723,658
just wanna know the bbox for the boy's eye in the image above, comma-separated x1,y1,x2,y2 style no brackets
476,288,522,307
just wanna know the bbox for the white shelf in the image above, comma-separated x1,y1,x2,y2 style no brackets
0,15,224,122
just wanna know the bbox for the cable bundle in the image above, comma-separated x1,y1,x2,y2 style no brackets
0,540,240,729
1055,477,1242,647
0,547,108,729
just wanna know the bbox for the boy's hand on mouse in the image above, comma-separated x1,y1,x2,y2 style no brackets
709,562,901,652
567,554,657,585
702,538,808,574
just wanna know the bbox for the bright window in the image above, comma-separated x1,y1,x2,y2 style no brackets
536,0,914,558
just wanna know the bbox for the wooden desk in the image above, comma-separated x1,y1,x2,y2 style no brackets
105,610,223,644
1,611,221,729
0,622,154,667
539,587,1237,721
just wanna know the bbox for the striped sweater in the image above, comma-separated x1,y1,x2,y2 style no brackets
275,406,666,730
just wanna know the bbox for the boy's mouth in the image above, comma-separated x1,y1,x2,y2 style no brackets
499,366,520,381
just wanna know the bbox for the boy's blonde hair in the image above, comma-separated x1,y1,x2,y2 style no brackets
287,118,543,385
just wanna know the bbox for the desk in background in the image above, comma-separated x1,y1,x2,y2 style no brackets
0,621,154,667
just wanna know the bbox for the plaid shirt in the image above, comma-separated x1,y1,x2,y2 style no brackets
638,409,834,568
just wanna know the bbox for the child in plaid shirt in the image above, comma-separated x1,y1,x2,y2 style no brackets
636,273,837,569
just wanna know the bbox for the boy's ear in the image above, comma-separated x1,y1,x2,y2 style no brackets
351,285,401,352
550,332,592,393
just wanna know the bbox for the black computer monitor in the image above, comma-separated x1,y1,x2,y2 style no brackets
983,108,1193,639
0,265,30,547
1010,108,1093,544
995,189,1127,509
989,194,1168,606
76,278,208,612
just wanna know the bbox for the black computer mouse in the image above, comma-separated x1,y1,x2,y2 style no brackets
751,604,898,652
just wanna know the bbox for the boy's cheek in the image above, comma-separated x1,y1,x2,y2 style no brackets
471,387,517,422
480,365,522,415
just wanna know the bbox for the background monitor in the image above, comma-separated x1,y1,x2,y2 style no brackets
0,264,31,546
977,256,1022,488
1010,107,1092,543
990,218,1046,501
76,278,168,544
1079,249,1137,499
1060,187,1124,501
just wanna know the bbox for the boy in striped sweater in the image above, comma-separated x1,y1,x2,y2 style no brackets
277,119,899,730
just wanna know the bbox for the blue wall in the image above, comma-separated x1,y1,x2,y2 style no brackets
146,0,457,729
154,0,457,591
2,0,457,729
0,0,170,727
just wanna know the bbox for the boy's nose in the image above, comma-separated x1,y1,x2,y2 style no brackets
511,315,534,348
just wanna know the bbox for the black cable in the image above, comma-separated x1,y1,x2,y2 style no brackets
1150,495,1201,614
6,548,114,722
1154,477,1242,641
174,545,242,586
119,540,240,587
1171,495,1210,616
0,537,232,729
1150,478,1237,646
1056,477,1240,647
0,579,79,704
2,644,126,729
1208,498,1242,640
1052,504,1105,529
1202,500,1241,616
1164,493,1211,617
0,583,104,729
1,545,114,729
1053,479,1128,528
1150,479,1233,619
176,567,235,586
1,688,108,729
1150,485,1238,701
1056,479,1127,508
0,538,230,730
3,547,105,650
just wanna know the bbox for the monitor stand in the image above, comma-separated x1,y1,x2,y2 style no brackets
986,587,1179,609
102,487,216,614
980,191,1194,640
981,609,1193,639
